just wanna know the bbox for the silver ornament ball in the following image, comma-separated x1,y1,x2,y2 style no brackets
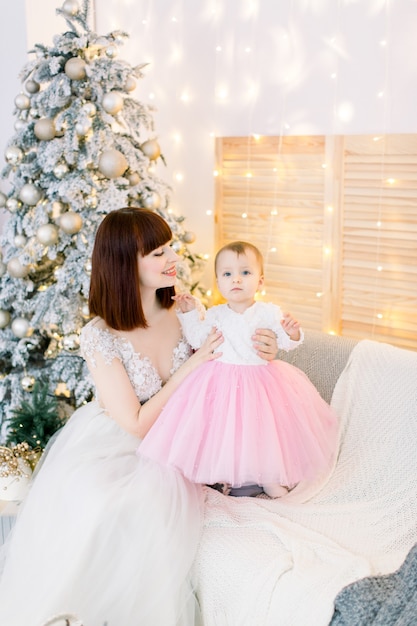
142,191,161,210
5,146,23,165
36,224,59,246
75,119,92,136
183,231,196,244
59,211,83,234
105,44,118,58
14,119,26,131
7,258,29,278
12,317,31,338
65,57,87,81
34,118,56,141
98,149,128,179
14,235,27,248
21,375,36,392
102,92,124,115
25,79,40,94
62,0,79,16
127,172,140,186
14,93,30,110
83,102,97,117
19,183,43,206
54,163,69,179
125,76,137,92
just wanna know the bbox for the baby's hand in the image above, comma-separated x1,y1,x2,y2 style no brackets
172,293,197,313
281,312,301,340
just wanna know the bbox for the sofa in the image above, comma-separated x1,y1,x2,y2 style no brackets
1,330,416,626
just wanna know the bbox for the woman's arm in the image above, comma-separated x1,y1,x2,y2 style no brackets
85,328,223,439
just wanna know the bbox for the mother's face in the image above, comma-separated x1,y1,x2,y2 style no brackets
138,242,180,291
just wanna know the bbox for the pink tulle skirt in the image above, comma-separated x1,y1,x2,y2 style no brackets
140,360,339,487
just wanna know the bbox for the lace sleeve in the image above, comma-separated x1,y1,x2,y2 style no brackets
80,323,121,368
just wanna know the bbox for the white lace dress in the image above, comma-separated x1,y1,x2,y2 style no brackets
0,322,204,626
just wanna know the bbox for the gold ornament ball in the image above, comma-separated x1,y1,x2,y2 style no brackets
102,92,124,115
0,310,11,328
34,118,56,141
14,235,27,248
183,231,196,244
98,149,128,179
62,0,79,16
65,57,87,81
19,183,43,206
83,102,97,117
62,333,81,352
7,257,29,278
125,76,137,92
59,211,83,234
5,146,23,165
140,139,161,161
50,201,65,218
105,44,118,58
36,224,59,246
6,198,21,213
11,317,31,338
142,191,161,210
21,375,36,392
25,79,40,94
75,119,92,136
127,171,140,186
54,163,69,179
85,194,98,209
14,93,31,110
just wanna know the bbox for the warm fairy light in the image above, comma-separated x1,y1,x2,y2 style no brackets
203,254,210,260
171,16,178,22
328,330,336,336
245,172,252,178
322,163,327,169
386,178,395,184
206,210,213,216
324,247,331,256
245,47,252,53
215,46,222,52
242,213,248,218
260,289,266,296
331,73,337,79
252,134,260,140
270,246,277,252
377,313,383,319
172,133,182,143
380,40,387,46
327,205,333,213
373,136,382,141
180,92,190,102
213,170,219,177
377,91,384,98
216,86,228,100
270,209,278,215
377,265,383,271
377,220,382,227
174,173,184,182
206,289,212,297
148,92,155,100
316,292,323,298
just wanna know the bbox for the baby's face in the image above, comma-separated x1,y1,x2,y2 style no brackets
216,248,264,308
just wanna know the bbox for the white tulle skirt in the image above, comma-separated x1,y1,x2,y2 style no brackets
0,401,204,626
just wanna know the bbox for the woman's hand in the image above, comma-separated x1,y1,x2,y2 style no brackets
185,327,223,371
252,328,278,361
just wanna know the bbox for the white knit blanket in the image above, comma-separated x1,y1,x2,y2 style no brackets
193,339,417,625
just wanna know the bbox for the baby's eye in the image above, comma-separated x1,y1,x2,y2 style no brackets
223,271,231,277
242,270,251,275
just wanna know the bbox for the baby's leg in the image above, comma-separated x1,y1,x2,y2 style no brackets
262,484,289,498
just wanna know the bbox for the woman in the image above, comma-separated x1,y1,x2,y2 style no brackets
0,207,279,626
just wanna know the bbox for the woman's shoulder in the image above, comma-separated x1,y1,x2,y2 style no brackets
80,317,120,365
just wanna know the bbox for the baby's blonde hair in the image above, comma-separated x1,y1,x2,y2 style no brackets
214,241,264,276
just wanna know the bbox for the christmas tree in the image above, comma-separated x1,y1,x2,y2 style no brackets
0,0,204,444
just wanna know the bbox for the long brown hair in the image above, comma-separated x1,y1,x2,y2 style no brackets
88,208,175,330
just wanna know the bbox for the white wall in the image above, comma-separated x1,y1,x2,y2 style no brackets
2,0,417,281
